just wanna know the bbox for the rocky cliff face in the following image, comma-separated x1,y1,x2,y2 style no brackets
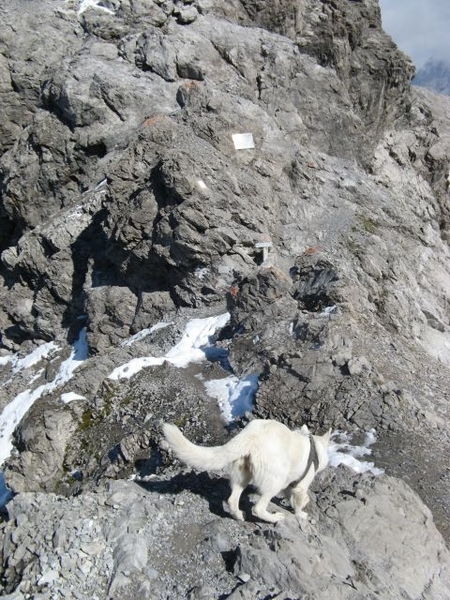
1,1,450,598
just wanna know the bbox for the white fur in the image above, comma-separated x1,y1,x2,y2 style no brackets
163,419,331,523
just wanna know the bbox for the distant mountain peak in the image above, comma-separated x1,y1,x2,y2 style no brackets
413,57,450,95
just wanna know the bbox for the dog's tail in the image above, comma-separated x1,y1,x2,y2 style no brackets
163,423,243,472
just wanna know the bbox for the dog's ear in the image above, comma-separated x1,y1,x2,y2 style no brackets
322,428,332,444
300,424,309,435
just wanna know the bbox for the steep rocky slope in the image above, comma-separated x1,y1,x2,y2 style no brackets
0,1,450,598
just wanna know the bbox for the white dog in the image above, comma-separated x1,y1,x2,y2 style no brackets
162,419,331,523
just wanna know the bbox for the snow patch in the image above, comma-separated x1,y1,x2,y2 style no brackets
328,429,384,476
94,178,107,190
0,329,89,466
109,313,230,380
195,267,209,281
205,374,259,422
51,328,88,387
0,341,59,378
121,322,172,347
77,0,115,16
61,392,87,404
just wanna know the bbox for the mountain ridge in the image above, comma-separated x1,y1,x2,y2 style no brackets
0,1,449,598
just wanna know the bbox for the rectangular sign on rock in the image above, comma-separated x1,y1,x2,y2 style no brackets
232,133,255,150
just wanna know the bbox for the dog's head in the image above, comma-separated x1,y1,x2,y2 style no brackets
297,424,332,445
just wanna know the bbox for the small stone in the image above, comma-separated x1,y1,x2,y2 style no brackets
13,543,27,563
38,569,59,586
332,350,352,367
177,6,198,23
347,356,371,376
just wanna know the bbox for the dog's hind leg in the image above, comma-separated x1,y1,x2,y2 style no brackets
252,491,285,523
227,458,251,521
228,483,245,521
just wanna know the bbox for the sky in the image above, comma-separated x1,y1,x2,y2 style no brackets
379,0,450,69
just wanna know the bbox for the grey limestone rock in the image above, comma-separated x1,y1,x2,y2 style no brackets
231,471,450,599
4,397,81,494
1,469,450,599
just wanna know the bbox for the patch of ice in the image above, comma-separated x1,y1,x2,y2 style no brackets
363,428,377,447
109,356,165,380
109,313,230,381
205,373,259,423
328,428,384,476
51,328,88,387
65,205,84,220
0,329,88,466
164,314,230,366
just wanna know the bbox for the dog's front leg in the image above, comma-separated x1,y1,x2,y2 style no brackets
291,487,310,519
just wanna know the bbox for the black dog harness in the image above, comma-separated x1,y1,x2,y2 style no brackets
288,434,319,488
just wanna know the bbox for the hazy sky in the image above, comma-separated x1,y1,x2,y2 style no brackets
378,0,450,69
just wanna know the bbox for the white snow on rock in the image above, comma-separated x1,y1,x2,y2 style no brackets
0,329,89,466
109,313,230,380
121,322,172,347
0,341,59,379
77,0,115,16
205,374,259,422
328,429,384,476
0,317,384,476
61,392,87,404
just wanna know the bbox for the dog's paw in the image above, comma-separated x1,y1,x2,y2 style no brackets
253,508,285,523
294,510,309,520
270,512,285,523
232,509,245,521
